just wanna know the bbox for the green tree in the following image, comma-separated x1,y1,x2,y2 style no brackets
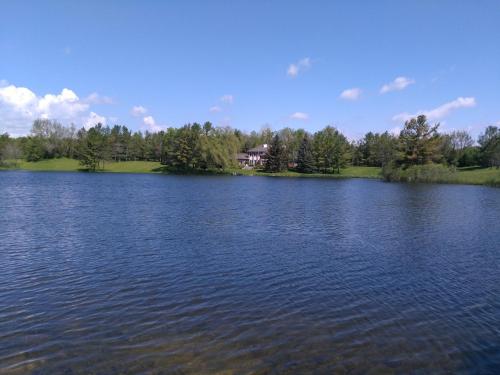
398,115,441,166
296,135,315,173
440,130,474,166
76,124,110,171
24,136,45,161
478,125,500,168
313,126,350,173
265,134,287,172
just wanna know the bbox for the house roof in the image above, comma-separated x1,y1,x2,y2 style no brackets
236,153,249,160
248,144,268,153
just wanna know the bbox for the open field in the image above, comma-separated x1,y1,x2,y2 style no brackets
454,166,500,186
2,159,163,173
2,158,500,186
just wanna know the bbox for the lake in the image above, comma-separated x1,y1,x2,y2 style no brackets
1,171,499,374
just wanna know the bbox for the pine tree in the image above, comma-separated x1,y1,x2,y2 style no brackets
265,134,287,172
296,136,315,173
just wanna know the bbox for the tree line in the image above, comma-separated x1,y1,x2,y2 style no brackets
1,116,499,173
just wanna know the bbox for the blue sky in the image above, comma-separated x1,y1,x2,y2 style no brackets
1,0,499,138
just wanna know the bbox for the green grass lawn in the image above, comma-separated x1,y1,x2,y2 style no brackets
3,158,499,186
10,158,163,173
455,166,500,186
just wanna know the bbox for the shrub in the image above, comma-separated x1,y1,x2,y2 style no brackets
382,163,457,184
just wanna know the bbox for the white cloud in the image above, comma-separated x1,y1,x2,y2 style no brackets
37,88,89,120
209,105,222,113
84,112,107,129
85,92,114,105
287,57,311,78
220,94,234,104
0,79,8,87
390,126,402,136
131,105,148,117
142,115,163,132
393,97,476,122
0,84,105,136
290,112,309,120
287,64,299,77
380,76,415,94
340,88,362,101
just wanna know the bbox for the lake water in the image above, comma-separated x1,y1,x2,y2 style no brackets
1,171,499,374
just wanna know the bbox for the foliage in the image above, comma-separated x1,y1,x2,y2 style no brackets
382,163,456,183
76,124,110,171
398,115,441,166
313,126,350,173
440,130,474,166
478,125,500,168
296,135,315,173
265,134,288,172
353,131,399,167
2,115,499,187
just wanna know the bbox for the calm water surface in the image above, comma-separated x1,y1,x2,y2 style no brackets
1,172,499,374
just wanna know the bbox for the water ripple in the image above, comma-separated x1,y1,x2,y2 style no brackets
1,172,499,374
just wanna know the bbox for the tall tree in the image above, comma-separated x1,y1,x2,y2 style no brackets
296,135,315,173
440,130,474,166
478,125,500,168
76,124,110,171
398,115,441,166
313,126,350,173
265,134,287,172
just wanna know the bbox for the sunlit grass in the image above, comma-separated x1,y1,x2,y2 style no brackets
14,158,162,173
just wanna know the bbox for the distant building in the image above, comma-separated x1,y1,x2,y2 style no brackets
236,144,269,166
236,153,249,165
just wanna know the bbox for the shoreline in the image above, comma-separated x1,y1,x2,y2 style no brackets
1,159,499,187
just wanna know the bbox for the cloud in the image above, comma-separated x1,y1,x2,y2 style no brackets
209,105,222,113
85,92,114,105
220,94,234,104
390,126,402,136
131,105,148,117
0,84,107,136
287,57,311,78
84,112,107,129
142,115,163,132
290,112,309,120
393,97,476,122
340,88,362,101
380,76,415,94
0,79,8,87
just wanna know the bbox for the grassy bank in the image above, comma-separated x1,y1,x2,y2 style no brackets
2,158,163,173
229,166,382,179
2,158,500,186
382,164,500,187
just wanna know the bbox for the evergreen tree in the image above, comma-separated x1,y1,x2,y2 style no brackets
296,135,315,173
265,134,287,172
398,115,441,167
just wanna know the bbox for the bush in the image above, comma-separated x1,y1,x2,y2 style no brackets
382,163,457,183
